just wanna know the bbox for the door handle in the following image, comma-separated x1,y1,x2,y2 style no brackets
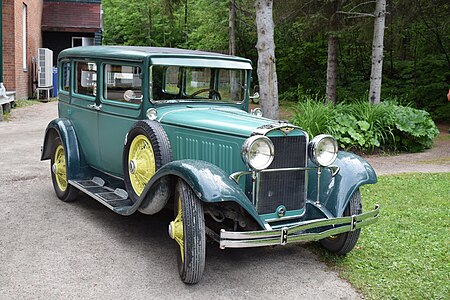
87,104,102,111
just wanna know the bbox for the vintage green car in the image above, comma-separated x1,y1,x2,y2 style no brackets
41,46,379,284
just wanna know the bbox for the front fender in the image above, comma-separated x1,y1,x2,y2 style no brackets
134,160,265,228
307,151,377,217
41,118,87,180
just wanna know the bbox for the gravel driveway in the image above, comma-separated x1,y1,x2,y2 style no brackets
1,102,448,299
364,125,450,175
0,102,361,300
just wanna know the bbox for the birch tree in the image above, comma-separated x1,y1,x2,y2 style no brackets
255,0,279,119
325,1,341,104
369,0,386,104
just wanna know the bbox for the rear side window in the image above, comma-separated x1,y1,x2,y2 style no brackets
104,64,142,104
60,61,70,92
75,61,97,97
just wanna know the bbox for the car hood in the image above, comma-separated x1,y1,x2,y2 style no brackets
155,105,276,137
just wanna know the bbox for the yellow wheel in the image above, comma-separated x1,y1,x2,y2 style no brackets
169,180,205,284
50,137,78,202
54,144,68,192
123,121,172,203
128,135,156,196
170,196,184,263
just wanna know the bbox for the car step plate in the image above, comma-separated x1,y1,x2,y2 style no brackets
70,177,134,210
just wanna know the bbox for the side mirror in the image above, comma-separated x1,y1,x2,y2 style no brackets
249,92,260,104
124,90,143,102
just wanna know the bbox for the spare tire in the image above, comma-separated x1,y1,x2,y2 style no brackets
123,120,172,203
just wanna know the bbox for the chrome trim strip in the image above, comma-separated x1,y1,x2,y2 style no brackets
219,205,380,249
230,166,316,183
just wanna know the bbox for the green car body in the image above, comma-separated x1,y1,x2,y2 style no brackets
41,46,379,284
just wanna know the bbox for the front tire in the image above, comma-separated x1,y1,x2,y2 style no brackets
319,189,362,255
169,180,206,284
50,137,78,202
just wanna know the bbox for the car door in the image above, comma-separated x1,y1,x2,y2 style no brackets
67,60,102,169
97,62,143,177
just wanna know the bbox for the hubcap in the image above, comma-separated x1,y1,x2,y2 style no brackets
128,135,156,196
129,160,136,174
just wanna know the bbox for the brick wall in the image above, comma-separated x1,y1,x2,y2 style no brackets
2,0,43,99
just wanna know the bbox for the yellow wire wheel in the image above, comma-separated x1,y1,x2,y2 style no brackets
128,134,156,196
123,121,172,203
54,144,68,192
50,137,78,202
170,180,206,284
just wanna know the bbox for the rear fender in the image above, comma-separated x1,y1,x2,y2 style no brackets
307,151,377,217
41,118,87,180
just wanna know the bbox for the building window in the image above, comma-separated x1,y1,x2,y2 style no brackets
22,4,27,71
72,37,94,47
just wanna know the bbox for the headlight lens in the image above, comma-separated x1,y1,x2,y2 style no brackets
242,136,274,170
308,134,338,166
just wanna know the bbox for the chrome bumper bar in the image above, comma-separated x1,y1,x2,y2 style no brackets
219,205,380,249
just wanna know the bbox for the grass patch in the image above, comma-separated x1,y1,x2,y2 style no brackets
315,173,450,300
14,99,40,108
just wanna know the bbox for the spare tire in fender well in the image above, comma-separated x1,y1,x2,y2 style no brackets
123,120,173,214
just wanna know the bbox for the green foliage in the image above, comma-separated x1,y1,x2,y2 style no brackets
314,173,450,300
290,97,439,153
292,95,337,137
391,105,440,152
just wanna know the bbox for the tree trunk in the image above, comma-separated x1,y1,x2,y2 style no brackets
229,0,236,56
326,34,338,104
229,0,239,100
369,0,386,104
255,0,279,119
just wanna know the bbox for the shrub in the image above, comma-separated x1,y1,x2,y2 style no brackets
390,105,439,152
290,98,439,153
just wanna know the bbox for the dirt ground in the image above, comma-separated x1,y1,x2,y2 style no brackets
363,124,450,175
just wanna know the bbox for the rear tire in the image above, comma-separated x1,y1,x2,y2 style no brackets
50,137,78,202
170,180,206,284
319,189,362,255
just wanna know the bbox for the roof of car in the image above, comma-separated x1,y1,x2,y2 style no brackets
58,46,252,66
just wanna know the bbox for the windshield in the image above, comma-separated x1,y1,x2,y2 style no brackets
150,65,247,103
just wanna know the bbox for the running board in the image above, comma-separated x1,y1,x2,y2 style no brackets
69,177,134,214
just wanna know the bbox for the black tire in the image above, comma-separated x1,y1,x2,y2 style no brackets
123,121,172,202
50,137,78,202
319,189,362,255
172,180,206,284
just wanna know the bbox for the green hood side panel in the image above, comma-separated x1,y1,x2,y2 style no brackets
136,159,265,229
307,151,377,218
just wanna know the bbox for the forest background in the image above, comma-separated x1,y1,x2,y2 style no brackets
102,0,450,122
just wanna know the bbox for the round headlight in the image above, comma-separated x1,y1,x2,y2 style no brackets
308,134,338,167
242,136,274,170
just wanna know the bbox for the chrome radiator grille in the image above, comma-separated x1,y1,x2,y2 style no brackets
257,135,307,214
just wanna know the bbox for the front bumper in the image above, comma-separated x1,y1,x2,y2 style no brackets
219,205,380,249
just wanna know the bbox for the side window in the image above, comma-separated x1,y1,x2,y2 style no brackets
164,66,180,94
104,64,142,104
75,61,97,97
151,66,180,101
60,61,70,92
